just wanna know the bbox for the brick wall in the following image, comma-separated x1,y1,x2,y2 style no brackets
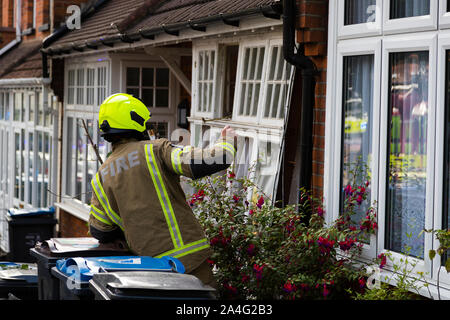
296,0,328,199
58,210,89,238
1,0,14,28
35,0,50,38
53,0,87,28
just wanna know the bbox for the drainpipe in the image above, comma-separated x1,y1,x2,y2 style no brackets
282,0,317,208
0,0,22,56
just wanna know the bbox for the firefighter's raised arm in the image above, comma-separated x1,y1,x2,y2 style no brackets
160,125,237,180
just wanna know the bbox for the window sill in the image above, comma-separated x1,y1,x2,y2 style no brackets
54,200,90,222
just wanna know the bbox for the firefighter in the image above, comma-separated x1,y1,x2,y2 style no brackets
88,93,236,288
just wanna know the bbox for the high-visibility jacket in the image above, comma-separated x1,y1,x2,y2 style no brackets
89,136,236,273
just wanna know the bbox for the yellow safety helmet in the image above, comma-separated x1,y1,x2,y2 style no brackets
98,93,151,136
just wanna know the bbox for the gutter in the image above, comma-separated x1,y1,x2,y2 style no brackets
0,0,22,56
282,0,317,208
0,77,51,86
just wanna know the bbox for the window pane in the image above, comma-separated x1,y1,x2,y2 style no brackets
345,0,377,25
255,139,280,200
386,51,429,259
390,0,430,19
37,92,43,125
14,133,20,199
340,55,374,240
142,68,154,87
14,92,21,121
142,89,153,107
76,69,85,105
66,117,74,196
0,93,4,120
4,93,10,120
29,93,35,122
126,67,140,86
126,88,140,99
156,68,169,87
155,89,169,107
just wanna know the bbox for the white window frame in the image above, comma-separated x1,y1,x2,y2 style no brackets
192,44,220,119
439,0,450,29
432,31,450,286
233,39,269,124
382,0,438,35
377,32,437,276
259,38,295,127
121,61,175,111
65,60,110,113
338,0,383,39
330,38,382,259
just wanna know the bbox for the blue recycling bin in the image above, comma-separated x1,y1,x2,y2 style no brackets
30,237,131,300
51,256,185,300
0,262,38,300
7,207,57,263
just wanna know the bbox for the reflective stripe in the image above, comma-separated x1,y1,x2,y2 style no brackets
90,204,113,226
171,148,183,175
156,238,210,259
145,144,183,248
215,142,236,157
91,173,124,230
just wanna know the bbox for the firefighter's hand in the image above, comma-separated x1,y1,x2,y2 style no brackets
221,125,236,140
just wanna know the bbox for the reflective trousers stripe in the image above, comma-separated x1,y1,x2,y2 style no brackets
156,238,210,259
90,204,113,226
91,173,124,230
171,148,184,175
145,144,183,249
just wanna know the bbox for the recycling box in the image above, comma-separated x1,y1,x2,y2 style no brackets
7,207,57,263
30,237,131,300
0,262,38,300
51,256,185,300
89,271,217,300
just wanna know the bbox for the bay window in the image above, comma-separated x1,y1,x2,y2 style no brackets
327,0,450,291
191,36,294,201
63,61,110,213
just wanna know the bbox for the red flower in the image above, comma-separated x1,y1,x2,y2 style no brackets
246,243,256,256
359,278,366,288
344,184,353,196
223,282,237,295
233,195,240,203
249,209,255,215
323,284,330,298
206,259,215,266
378,253,387,269
317,236,335,254
338,237,357,252
228,172,236,179
283,281,297,293
256,196,264,209
317,207,324,217
253,264,264,280
356,194,363,205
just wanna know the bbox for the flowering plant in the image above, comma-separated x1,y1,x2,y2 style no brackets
189,167,378,300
